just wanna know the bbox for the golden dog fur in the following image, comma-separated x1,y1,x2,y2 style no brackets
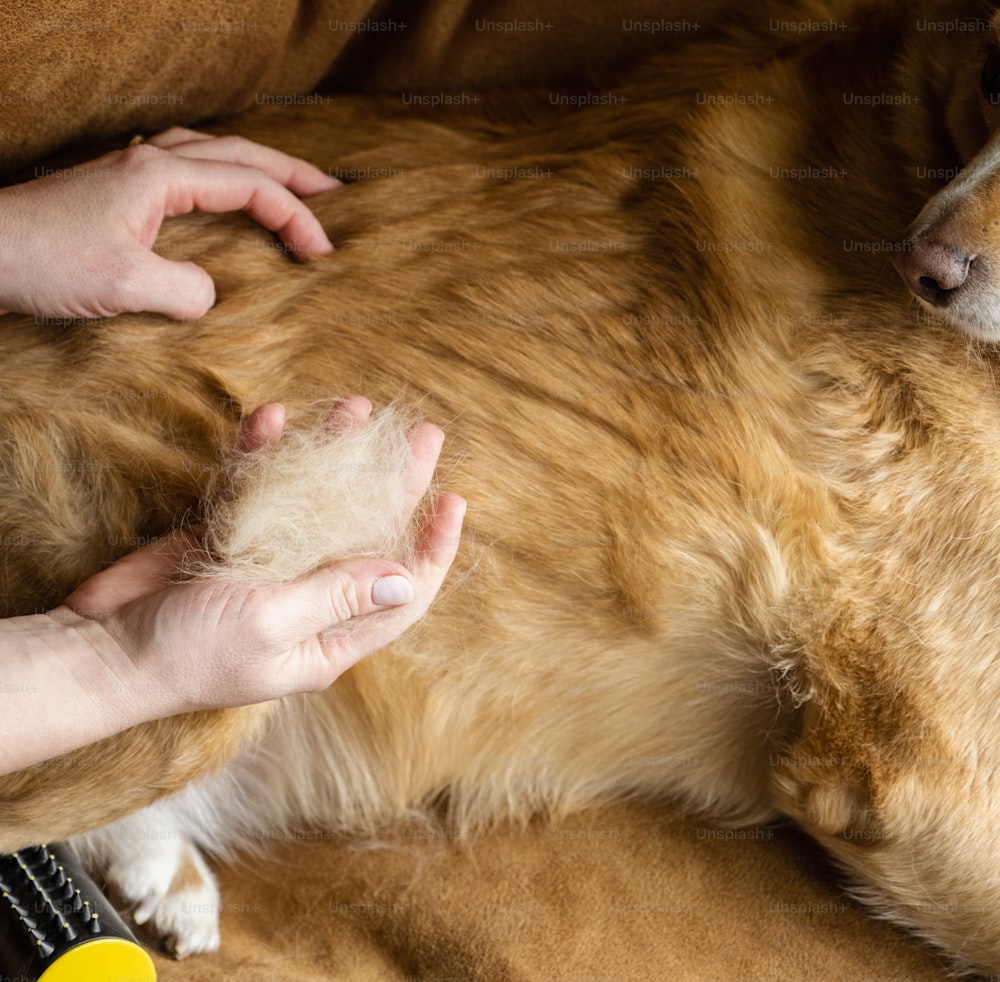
5,0,1000,972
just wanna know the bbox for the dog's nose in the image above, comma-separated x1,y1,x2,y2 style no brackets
893,241,974,306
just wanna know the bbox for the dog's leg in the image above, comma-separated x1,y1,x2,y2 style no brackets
0,702,274,851
71,812,222,959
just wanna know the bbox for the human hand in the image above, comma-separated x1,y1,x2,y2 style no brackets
0,127,339,322
51,398,465,717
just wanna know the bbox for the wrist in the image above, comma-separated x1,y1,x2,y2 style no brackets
44,605,177,727
0,608,174,774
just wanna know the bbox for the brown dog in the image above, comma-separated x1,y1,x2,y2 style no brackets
4,0,1000,973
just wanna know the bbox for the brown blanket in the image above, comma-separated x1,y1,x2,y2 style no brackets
148,804,948,980
0,0,715,173
0,3,955,979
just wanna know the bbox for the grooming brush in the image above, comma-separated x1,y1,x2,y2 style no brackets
0,842,156,981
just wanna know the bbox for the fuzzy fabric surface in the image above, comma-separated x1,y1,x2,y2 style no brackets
0,0,695,174
147,803,949,980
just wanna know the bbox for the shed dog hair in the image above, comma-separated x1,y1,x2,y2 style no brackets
195,402,419,585
8,0,1000,973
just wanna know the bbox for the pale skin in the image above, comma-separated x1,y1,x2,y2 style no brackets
0,126,339,320
0,131,467,774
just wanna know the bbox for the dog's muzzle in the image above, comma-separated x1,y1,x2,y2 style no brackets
892,241,976,308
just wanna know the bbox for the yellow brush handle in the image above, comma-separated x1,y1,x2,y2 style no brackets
37,937,156,982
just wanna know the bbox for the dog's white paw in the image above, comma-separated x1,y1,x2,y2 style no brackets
105,835,221,959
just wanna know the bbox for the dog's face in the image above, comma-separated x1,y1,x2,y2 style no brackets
894,10,1000,340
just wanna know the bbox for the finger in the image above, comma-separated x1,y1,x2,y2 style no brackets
145,126,216,149
118,250,216,320
413,493,467,570
237,403,286,454
153,130,339,197
162,158,335,256
260,558,418,650
61,527,206,615
400,423,444,517
322,396,372,436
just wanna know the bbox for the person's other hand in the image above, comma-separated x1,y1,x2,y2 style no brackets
0,127,339,321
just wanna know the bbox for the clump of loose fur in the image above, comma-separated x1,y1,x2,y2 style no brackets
192,402,417,585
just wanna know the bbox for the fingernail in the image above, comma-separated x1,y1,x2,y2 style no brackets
372,575,414,606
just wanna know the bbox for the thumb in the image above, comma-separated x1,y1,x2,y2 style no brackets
120,251,217,319
264,559,415,647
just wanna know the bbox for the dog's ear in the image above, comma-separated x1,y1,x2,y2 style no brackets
770,699,884,843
